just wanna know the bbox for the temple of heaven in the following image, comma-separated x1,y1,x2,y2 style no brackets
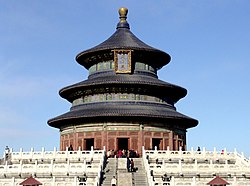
47,7,198,155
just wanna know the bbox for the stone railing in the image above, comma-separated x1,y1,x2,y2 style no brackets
0,147,106,186
144,147,250,165
7,147,104,162
142,147,154,186
142,147,250,186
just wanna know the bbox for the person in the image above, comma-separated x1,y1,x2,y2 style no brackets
197,146,201,151
68,145,73,151
107,150,111,158
111,176,116,186
127,157,131,172
162,173,167,181
79,173,87,185
4,146,10,160
221,149,224,154
130,158,134,172
118,150,122,158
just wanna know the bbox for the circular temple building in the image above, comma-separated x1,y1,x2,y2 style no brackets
48,8,198,155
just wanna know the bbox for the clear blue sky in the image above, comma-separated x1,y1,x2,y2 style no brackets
1,1,250,157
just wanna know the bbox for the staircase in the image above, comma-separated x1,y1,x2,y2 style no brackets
132,158,149,186
101,158,117,186
101,158,148,186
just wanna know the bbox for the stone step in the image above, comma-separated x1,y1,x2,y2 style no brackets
130,158,149,186
100,158,117,186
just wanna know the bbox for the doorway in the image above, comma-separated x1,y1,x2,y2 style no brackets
84,138,94,150
117,138,129,151
152,138,162,150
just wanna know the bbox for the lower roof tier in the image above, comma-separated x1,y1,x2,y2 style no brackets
48,101,198,129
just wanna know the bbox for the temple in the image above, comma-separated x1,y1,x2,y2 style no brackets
2,7,250,186
47,7,198,155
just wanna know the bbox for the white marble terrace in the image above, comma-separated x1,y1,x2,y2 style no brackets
142,146,250,186
0,147,106,186
1,146,250,186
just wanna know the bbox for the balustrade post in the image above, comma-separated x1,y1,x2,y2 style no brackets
41,147,45,159
74,176,77,186
4,160,8,172
52,176,56,186
83,159,86,173
234,148,237,155
11,177,15,186
195,159,198,172
241,152,245,159
178,159,182,173
213,147,217,153
66,146,69,158
35,159,38,174
20,148,23,159
53,146,57,159
192,176,196,186
202,147,206,158
179,147,182,159
50,159,54,175
209,159,213,171
19,160,22,174
30,147,34,160
224,148,227,155
233,176,237,185
90,146,94,160
171,176,175,186
67,158,70,174
77,147,81,159
154,146,157,151
191,147,194,158
167,146,170,159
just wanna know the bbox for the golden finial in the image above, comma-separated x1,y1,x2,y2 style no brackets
119,7,128,23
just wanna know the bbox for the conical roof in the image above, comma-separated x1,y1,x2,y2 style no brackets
76,7,170,69
19,176,42,185
207,176,229,185
47,7,199,130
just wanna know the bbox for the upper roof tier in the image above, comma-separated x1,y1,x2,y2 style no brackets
76,7,171,70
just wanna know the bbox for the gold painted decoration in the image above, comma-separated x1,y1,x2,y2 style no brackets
113,50,132,73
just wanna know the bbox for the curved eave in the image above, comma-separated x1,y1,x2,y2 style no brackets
59,75,187,103
48,102,198,129
75,28,171,69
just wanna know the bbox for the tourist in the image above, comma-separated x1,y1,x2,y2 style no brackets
78,173,87,185
122,149,126,158
118,150,122,158
111,176,116,186
4,146,10,160
107,150,111,158
197,146,201,154
127,157,131,172
68,145,73,151
130,158,134,172
221,149,224,154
